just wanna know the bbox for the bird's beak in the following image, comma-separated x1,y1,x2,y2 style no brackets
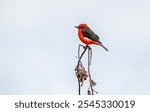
74,26,78,28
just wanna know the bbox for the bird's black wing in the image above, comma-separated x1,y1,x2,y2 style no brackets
82,27,100,42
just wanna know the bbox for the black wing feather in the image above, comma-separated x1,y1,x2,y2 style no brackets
82,27,100,42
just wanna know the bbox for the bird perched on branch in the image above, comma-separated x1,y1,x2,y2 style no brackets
75,23,108,51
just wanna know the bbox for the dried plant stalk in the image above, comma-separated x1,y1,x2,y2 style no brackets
75,44,97,95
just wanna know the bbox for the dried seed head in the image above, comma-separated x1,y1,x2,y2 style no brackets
90,79,96,86
87,90,91,95
75,62,88,85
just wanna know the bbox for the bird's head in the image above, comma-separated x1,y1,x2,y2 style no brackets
75,23,88,29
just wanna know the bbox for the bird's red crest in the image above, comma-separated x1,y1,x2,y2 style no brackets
78,23,88,28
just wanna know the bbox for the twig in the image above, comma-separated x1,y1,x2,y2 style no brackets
77,45,88,68
75,44,97,95
76,45,88,95
87,47,94,95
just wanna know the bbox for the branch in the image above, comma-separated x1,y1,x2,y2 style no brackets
76,45,88,95
87,47,94,95
75,44,97,95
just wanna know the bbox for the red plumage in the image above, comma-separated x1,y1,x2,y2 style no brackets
75,23,108,51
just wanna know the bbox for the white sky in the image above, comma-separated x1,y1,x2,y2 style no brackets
0,0,150,95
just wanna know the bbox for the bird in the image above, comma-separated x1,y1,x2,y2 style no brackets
75,23,108,51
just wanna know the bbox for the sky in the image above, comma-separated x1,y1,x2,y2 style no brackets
0,0,150,95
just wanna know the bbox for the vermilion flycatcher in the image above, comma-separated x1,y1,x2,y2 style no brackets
75,23,108,51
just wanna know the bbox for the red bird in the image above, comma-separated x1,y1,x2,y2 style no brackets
75,23,108,51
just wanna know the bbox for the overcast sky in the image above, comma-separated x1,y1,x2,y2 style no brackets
0,0,150,95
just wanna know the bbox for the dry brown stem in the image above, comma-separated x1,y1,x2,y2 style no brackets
75,44,97,95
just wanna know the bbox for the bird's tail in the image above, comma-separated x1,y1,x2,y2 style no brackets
101,44,109,51
96,41,109,51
